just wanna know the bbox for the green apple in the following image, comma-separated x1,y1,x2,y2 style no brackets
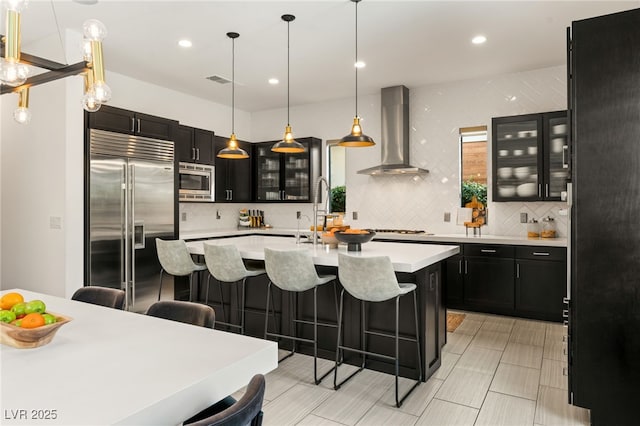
42,313,57,325
10,302,27,318
0,310,16,323
25,300,46,314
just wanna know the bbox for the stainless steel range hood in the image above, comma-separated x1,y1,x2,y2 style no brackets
357,85,429,175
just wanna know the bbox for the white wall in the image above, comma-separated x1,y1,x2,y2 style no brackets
0,31,248,295
246,65,569,237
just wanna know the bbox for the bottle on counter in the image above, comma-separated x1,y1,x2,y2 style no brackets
527,218,540,239
541,216,557,238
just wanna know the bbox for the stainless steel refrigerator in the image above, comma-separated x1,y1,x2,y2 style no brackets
87,129,175,312
568,8,640,425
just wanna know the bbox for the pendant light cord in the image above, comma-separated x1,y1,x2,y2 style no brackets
231,36,235,134
354,0,359,117
287,19,291,126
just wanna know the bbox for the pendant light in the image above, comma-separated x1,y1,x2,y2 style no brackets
272,14,305,154
339,0,375,147
217,32,249,159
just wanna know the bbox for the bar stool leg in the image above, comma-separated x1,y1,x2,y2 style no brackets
334,288,345,390
240,277,247,335
263,282,272,339
361,299,367,369
158,269,164,301
395,296,400,408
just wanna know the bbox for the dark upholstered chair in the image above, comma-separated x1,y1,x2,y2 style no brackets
71,287,126,310
183,374,266,426
146,300,215,328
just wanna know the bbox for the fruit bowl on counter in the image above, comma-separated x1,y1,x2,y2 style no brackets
1,312,72,349
334,229,376,252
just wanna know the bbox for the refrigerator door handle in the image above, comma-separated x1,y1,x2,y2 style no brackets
130,164,136,309
121,163,129,310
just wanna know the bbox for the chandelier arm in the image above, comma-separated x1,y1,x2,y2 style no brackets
0,61,90,95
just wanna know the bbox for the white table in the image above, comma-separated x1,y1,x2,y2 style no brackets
0,289,278,425
186,235,459,273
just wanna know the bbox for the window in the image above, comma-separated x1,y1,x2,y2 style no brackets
460,126,488,206
327,140,346,213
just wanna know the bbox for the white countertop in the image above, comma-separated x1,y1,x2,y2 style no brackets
186,235,460,273
181,228,567,247
1,289,278,425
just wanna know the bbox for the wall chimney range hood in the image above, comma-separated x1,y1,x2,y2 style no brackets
357,85,429,175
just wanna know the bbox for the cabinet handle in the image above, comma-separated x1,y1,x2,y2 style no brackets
130,117,135,133
538,184,542,197
464,260,468,275
136,118,141,133
563,309,569,318
516,263,520,278
533,252,550,256
458,259,462,275
545,184,549,197
229,189,233,201
192,147,196,160
197,148,200,161
562,145,569,169
480,249,497,253
562,367,568,377
563,346,568,356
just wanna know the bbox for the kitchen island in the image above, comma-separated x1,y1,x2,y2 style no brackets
187,235,459,382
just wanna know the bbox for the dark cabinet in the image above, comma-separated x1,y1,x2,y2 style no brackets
444,254,464,308
254,137,321,202
463,245,515,313
444,243,566,321
88,105,176,141
515,246,566,322
214,135,252,202
175,125,214,164
492,111,568,202
569,9,640,423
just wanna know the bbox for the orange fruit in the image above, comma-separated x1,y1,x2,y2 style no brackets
0,292,24,310
20,313,46,329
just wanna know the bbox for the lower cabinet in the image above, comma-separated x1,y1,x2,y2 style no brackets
515,246,566,322
445,243,566,322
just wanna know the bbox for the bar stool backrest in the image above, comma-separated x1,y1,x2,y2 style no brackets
264,248,320,292
338,254,402,302
204,244,248,282
156,238,198,276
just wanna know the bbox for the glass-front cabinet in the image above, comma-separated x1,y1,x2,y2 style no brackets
254,137,321,202
492,111,568,202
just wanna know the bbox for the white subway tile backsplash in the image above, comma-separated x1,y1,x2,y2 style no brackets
182,65,569,239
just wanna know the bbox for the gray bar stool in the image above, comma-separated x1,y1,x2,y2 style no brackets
334,253,422,408
203,243,266,335
156,238,207,302
263,247,338,385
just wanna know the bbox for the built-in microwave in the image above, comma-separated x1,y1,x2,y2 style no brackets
178,162,214,202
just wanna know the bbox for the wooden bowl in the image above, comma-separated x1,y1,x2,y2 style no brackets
0,312,72,349
334,230,376,251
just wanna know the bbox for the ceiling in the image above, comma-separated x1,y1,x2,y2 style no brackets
15,0,639,112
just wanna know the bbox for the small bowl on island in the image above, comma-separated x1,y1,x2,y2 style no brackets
333,229,376,252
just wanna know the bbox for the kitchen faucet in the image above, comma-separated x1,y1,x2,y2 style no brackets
312,176,331,246
296,211,310,244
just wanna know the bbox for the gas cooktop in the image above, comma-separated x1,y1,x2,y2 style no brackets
371,229,427,234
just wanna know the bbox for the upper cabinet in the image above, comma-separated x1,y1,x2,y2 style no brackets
254,137,321,202
492,111,568,202
214,135,253,203
175,125,215,165
88,105,177,141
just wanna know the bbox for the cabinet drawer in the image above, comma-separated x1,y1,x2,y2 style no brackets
515,246,566,261
464,244,514,258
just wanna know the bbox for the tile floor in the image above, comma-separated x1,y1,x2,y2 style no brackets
236,311,591,426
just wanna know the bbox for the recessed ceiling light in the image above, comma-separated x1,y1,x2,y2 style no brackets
268,78,279,85
472,35,487,45
178,39,192,48
355,61,366,68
